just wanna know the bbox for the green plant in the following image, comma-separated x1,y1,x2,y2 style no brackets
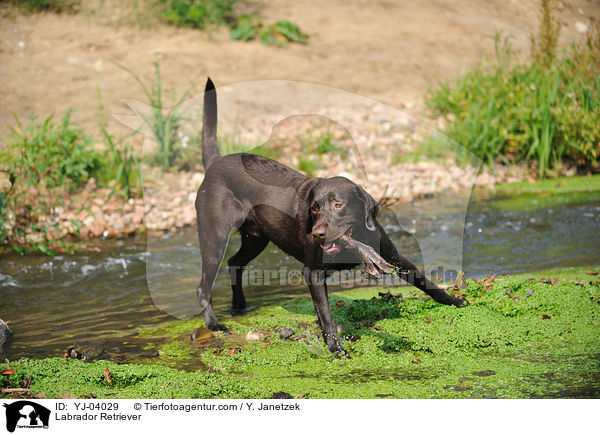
3,111,101,189
96,88,142,198
3,0,81,14
230,15,308,47
426,20,600,177
117,61,193,170
530,0,561,66
0,111,102,253
229,14,261,41
155,0,237,29
260,20,308,47
297,156,322,178
289,127,347,176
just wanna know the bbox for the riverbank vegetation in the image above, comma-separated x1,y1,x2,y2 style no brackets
426,0,600,177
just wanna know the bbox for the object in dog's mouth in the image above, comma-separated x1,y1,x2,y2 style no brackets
320,227,353,255
339,234,394,279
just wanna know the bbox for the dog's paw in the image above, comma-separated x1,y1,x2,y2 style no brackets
456,298,470,308
332,349,351,359
327,342,350,358
207,323,230,333
229,306,250,316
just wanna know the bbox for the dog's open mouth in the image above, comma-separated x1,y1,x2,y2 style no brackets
320,227,353,255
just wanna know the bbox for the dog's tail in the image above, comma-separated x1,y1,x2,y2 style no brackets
202,77,220,169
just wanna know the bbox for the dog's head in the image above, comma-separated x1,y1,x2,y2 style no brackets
307,176,379,255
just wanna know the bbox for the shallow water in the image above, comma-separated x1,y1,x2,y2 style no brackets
1,190,599,363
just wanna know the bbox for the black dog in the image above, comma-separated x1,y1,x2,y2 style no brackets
195,78,465,355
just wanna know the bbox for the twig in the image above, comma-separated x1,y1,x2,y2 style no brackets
104,390,129,396
1,388,30,393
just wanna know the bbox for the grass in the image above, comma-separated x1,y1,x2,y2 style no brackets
96,87,142,199
0,111,103,253
155,0,237,29
426,4,600,177
116,61,194,170
230,15,309,47
2,266,599,399
2,0,81,14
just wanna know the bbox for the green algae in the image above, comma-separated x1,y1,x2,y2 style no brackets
472,174,600,212
2,267,599,399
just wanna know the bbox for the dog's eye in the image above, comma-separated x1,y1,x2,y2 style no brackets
334,202,344,209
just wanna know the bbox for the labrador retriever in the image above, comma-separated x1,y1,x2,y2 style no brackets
195,78,465,355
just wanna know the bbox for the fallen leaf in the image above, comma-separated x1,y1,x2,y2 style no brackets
0,367,16,375
294,392,310,399
483,274,495,291
541,314,551,320
459,377,474,383
585,270,598,275
103,368,112,383
260,344,270,349
335,300,345,308
411,359,422,364
228,348,240,356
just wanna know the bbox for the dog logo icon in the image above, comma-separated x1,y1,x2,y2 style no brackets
3,401,50,432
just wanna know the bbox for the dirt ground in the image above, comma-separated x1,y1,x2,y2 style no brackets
1,0,598,138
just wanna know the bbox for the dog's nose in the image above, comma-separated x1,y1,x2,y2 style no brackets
311,225,327,242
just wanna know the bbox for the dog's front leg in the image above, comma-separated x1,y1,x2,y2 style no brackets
376,223,467,307
303,268,347,356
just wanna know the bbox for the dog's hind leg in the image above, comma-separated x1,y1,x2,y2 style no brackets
376,222,466,307
227,229,269,314
196,193,245,331
197,231,230,331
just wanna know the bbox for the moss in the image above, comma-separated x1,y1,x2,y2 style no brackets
491,174,600,195
472,174,600,212
2,266,599,398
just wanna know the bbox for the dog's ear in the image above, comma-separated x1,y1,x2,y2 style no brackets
304,181,318,234
355,185,379,231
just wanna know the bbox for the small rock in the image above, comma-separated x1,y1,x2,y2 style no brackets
280,327,295,340
575,21,588,33
141,349,160,358
245,331,262,341
191,327,213,341
0,319,12,348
